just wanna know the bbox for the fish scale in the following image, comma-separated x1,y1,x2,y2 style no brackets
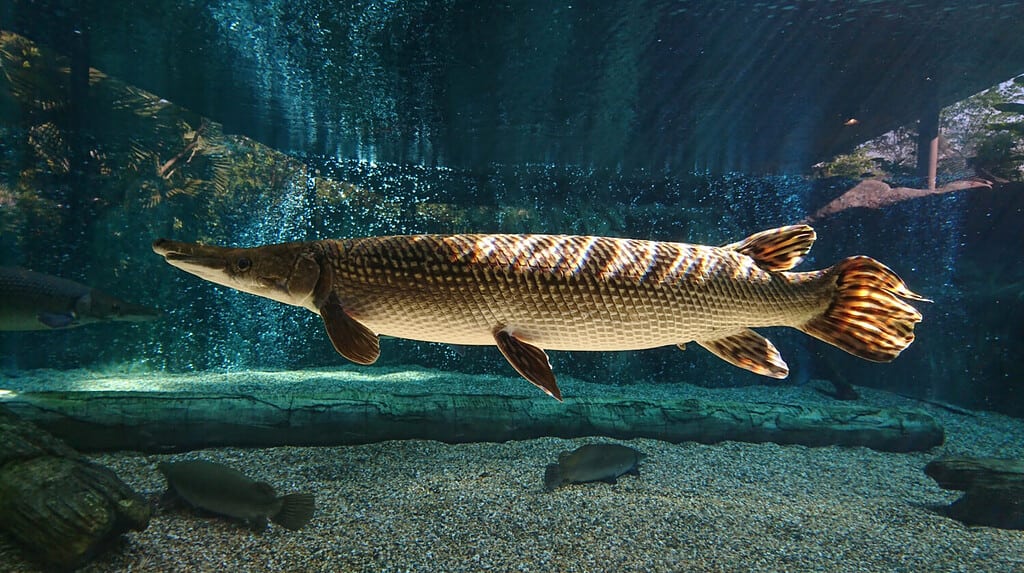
322,234,831,350
153,224,927,400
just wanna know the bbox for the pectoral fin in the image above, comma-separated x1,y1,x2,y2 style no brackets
319,293,380,365
697,329,789,378
493,328,562,401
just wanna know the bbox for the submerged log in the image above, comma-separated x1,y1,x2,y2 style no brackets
0,406,150,570
2,389,943,453
802,177,992,223
925,456,1024,529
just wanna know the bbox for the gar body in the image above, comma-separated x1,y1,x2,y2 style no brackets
0,266,160,330
153,225,927,400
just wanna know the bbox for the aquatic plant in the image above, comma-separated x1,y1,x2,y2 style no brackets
812,148,882,179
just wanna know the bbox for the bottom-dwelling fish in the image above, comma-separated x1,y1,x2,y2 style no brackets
152,225,928,400
158,460,315,531
544,444,645,491
0,266,160,330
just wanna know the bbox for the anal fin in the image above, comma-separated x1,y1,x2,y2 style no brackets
319,293,380,365
697,329,789,378
493,328,562,401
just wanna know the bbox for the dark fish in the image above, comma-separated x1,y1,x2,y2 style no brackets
158,460,315,531
544,444,645,491
0,266,160,330
153,225,927,401
814,379,860,401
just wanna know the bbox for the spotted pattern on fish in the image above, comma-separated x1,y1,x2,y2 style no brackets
153,225,928,400
317,231,831,352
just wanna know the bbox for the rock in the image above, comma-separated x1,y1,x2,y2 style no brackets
3,388,943,453
925,456,1024,529
0,402,81,463
0,406,150,569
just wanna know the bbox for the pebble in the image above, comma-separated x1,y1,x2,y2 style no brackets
0,372,1021,571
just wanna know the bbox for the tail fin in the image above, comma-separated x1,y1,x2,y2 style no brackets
543,464,563,491
272,493,316,530
799,256,930,362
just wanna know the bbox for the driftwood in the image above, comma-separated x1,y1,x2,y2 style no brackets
0,406,150,570
803,178,992,223
925,456,1024,529
2,389,943,453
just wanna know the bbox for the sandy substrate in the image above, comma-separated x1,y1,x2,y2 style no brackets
0,370,1022,572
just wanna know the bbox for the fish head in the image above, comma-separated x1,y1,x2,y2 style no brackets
152,239,324,309
77,290,162,324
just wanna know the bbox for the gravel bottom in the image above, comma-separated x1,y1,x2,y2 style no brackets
0,369,1023,572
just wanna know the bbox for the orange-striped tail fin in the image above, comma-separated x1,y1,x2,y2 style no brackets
798,256,930,361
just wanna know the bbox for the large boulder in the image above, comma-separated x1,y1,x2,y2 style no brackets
0,406,150,569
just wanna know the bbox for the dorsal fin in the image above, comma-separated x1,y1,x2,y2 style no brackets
254,481,277,497
723,225,816,271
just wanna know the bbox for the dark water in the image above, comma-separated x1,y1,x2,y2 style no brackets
0,1,1022,416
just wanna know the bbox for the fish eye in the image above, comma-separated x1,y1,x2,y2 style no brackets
237,257,252,272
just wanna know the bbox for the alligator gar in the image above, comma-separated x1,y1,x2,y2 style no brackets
0,266,160,330
152,225,928,400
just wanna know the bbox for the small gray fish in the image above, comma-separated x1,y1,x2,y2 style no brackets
158,460,315,531
544,444,645,491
